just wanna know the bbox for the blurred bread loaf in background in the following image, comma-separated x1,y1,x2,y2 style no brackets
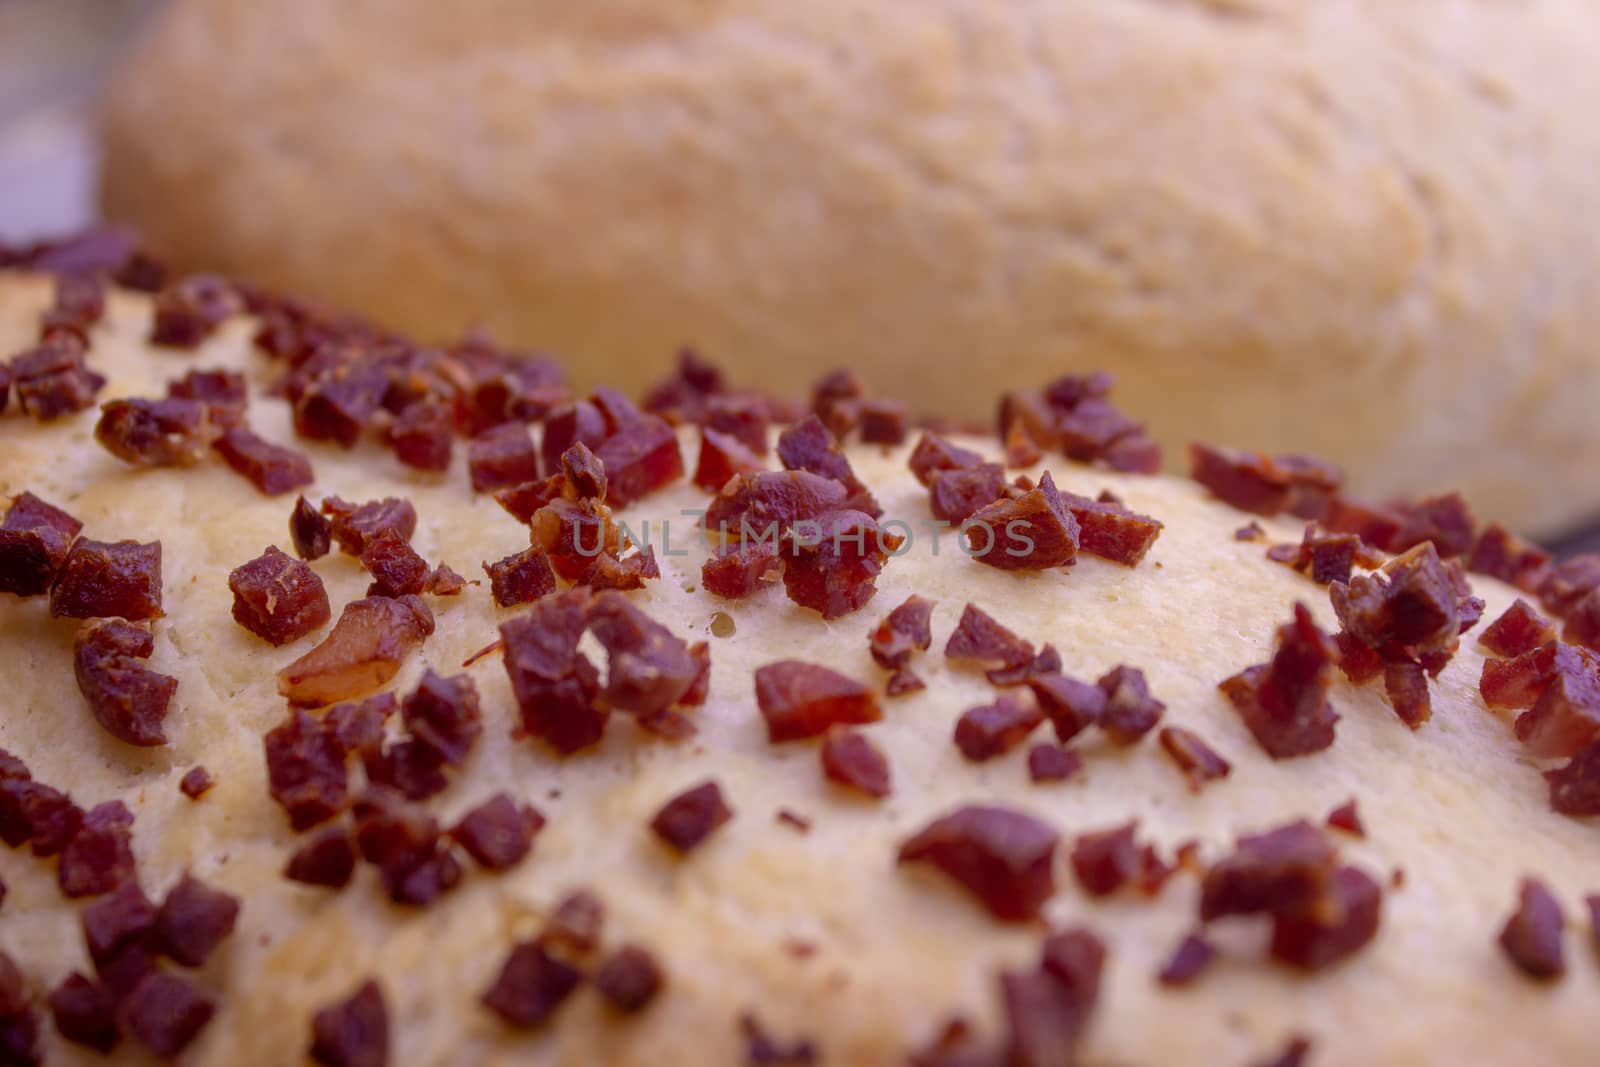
99,0,1600,536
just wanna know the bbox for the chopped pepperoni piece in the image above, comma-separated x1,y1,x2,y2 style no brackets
928,465,1007,524
1333,543,1463,654
290,496,333,560
352,791,461,907
0,758,83,854
310,980,388,1067
777,414,878,515
594,411,685,508
1326,799,1365,837
1026,673,1105,743
1468,523,1551,592
530,497,620,582
642,348,726,422
484,547,557,607
810,367,864,438
1199,820,1336,922
276,595,433,708
264,709,349,831
1512,646,1600,758
401,669,481,767
228,545,331,645
704,471,849,543
1499,878,1565,979
493,476,567,525
178,767,213,800
576,545,661,591
964,471,1080,571
1188,443,1296,515
594,945,664,1014
154,873,239,967
94,397,217,467
1382,660,1431,728
150,274,241,348
1538,554,1600,619
121,972,215,1058
908,433,986,487
858,399,908,445
468,423,541,493
499,591,608,754
1269,864,1382,970
82,881,156,972
321,497,418,558
73,619,176,747
538,400,608,478
945,603,1035,674
1480,599,1556,659
694,427,765,493
293,361,387,448
1058,490,1164,567
1158,727,1232,791
1070,823,1141,897
587,591,702,715
213,426,315,495
1391,491,1476,559
49,538,163,621
358,530,430,598
1157,934,1217,987
42,272,106,337
285,826,357,888
755,661,882,742
1322,496,1404,552
11,333,106,420
955,695,1045,762
48,973,120,1053
0,492,82,597
451,793,544,871
1096,665,1164,745
59,800,137,898
898,805,1058,922
1000,926,1105,1065
1220,603,1340,759
361,739,447,802
541,889,605,957
869,595,934,694
650,781,733,854
1546,739,1600,816
1026,743,1083,783
820,728,891,798
389,400,454,472
1479,641,1568,709
0,953,39,1065
779,509,900,618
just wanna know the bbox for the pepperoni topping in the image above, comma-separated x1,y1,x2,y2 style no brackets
467,423,541,493
49,538,163,621
810,367,865,438
292,361,387,448
1390,491,1477,559
588,591,704,715
694,427,766,493
1094,665,1165,745
165,367,245,420
858,400,909,446
702,542,781,599
649,781,733,854
0,492,80,597
1479,641,1575,710
48,973,119,1053
529,497,620,582
483,547,557,607
591,403,685,509
954,695,1045,762
642,349,726,422
1157,934,1218,987
704,471,849,542
1326,799,1365,837
178,767,214,800
73,619,177,747
321,497,418,558
898,805,1059,922
289,496,333,560
1000,926,1106,1066
228,545,331,645
1158,727,1232,791
121,972,216,1058
352,791,462,907
451,793,544,871
820,729,892,798
1188,443,1343,517
1069,823,1142,897
1220,603,1340,759
1538,555,1600,619
94,397,216,468
1468,523,1551,592
277,595,434,708
1026,743,1083,784
1199,821,1337,922
755,661,882,742
356,530,430,599
577,545,661,591
1269,864,1382,970
779,509,902,618
964,471,1080,572
908,433,986,487
153,873,240,967
388,400,454,472
42,271,106,338
310,980,389,1067
945,603,1035,676
59,800,137,898
81,880,155,973
264,709,349,831
1499,878,1565,980
213,426,315,495
285,826,357,887
1480,599,1556,659
542,889,605,957
869,595,934,695
594,945,665,1014
1510,645,1600,759
1333,542,1467,655
537,400,606,476
491,475,565,525
777,415,878,513
1002,373,1160,473
928,465,1007,524
9,334,106,419
150,274,241,348
499,590,607,753
1059,490,1164,567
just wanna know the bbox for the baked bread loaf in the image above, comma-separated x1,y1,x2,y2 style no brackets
97,0,1600,537
3,249,1600,1066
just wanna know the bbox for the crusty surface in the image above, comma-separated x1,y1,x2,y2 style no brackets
98,0,1600,536
1,274,1598,1066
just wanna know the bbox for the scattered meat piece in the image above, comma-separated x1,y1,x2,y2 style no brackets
1560,588,1600,652
576,545,661,591
928,464,1008,524
0,763,83,855
284,826,358,888
451,793,544,871
538,400,608,477
493,475,566,525
529,497,620,582
1157,933,1218,987
178,767,213,800
422,563,466,597
120,971,216,1058
703,393,772,455
1546,739,1600,816
361,739,448,802
9,333,106,419
321,497,418,558
467,423,541,493
0,953,39,1065
293,360,388,448
324,694,395,757
1026,743,1083,784
42,271,106,337
310,980,389,1067
228,545,331,645
587,591,703,715
1480,599,1556,659
1468,523,1551,592
741,1013,819,1065
49,973,120,1053
264,709,349,831
868,595,935,686
1479,641,1575,710
1026,673,1106,744
49,538,163,621
898,805,1058,922
1499,878,1566,980
945,604,1035,677
593,410,685,509
701,541,780,601
650,781,733,855
1538,554,1600,619
1333,543,1463,655
858,399,909,445
72,619,176,747
1325,799,1365,838
755,661,882,742
1381,659,1431,729
276,595,434,708
776,810,812,834
695,427,765,493
1058,490,1164,567
484,547,557,608
290,496,333,560
820,728,892,798
811,367,865,438
81,881,156,972
213,426,315,495
389,400,454,472
543,889,606,956
1188,444,1296,516
594,945,664,1013
149,273,241,348
59,800,137,898
1070,823,1142,898
1512,645,1600,758
499,591,608,754
704,471,849,542
1199,820,1337,922
94,397,217,467
0,492,82,597
1269,524,1384,586
1000,926,1106,1066
481,941,583,1028
358,530,430,598
1220,603,1341,758
779,508,901,618
955,695,1045,762
642,348,726,422
1391,491,1477,559
908,433,986,487
1269,863,1382,971
352,792,461,907
1250,1036,1314,1067
777,415,878,512
1096,665,1165,745
1236,522,1265,541
964,471,1080,571
153,873,240,967
1159,727,1232,791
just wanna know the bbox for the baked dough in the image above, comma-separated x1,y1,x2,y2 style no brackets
97,0,1600,536
1,274,1597,1064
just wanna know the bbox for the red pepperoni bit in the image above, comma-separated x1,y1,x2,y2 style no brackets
955,695,1045,762
93,397,216,467
290,495,333,560
484,547,557,607
704,471,849,542
650,780,733,855
491,476,565,525
178,767,213,800
1499,878,1565,980
810,367,865,438
49,538,163,621
541,889,605,957
1268,864,1382,971
593,410,685,508
779,509,901,619
999,926,1105,1066
1058,490,1164,567
293,361,387,448
755,661,882,742
869,595,934,694
357,530,429,598
1538,554,1600,619
284,826,357,888
352,791,462,907
820,728,891,798
641,349,725,422
898,805,1058,922
1220,603,1340,759
1070,823,1141,897
361,738,447,802
310,980,389,1067
321,497,418,557
149,274,241,348
594,945,664,1014
1026,743,1083,783
0,492,81,597
399,669,481,767
1200,820,1337,922
1479,641,1569,709
858,399,909,445
153,873,239,967
777,414,879,516
1480,599,1556,659
530,498,619,582
588,591,704,715
945,603,1035,675
499,590,608,754
1269,524,1383,587
1022,673,1101,743
964,471,1080,571
1546,739,1600,816
48,972,119,1053
0,955,40,1064
457,348,567,436
1468,523,1551,592
703,393,773,455
228,545,331,645
277,595,433,708
73,619,176,747
928,465,1007,524
480,938,584,1028
81,880,155,976
1188,443,1293,515
694,427,765,493
576,545,661,591
59,800,137,898
389,400,454,472
1159,726,1232,791
167,367,246,426
1096,665,1165,745
1512,645,1600,759
538,400,607,477
0,755,82,855
1002,373,1161,473
121,972,215,1058
213,426,315,495
264,709,349,831
1322,496,1405,552
1326,799,1365,837
451,793,544,871
908,433,986,487
7,334,105,419
1381,660,1431,729
468,423,541,493
1157,934,1217,987
1391,491,1477,559
41,272,106,337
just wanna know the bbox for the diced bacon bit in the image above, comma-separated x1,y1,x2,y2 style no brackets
704,470,849,542
694,427,765,493
1321,495,1404,553
7,333,106,419
923,464,1004,526
945,603,1035,676
591,400,685,508
869,595,934,696
468,423,541,493
264,709,350,831
179,767,214,800
542,889,606,957
964,471,1080,572
594,945,665,1014
1071,823,1141,897
1027,743,1083,784
310,980,389,1067
1267,524,1382,586
1546,739,1600,816
1236,522,1265,542
955,695,1045,762
359,530,431,598
352,791,462,907
649,780,733,855
422,563,466,597
1268,864,1382,970
228,545,331,645
1480,599,1556,659
1096,666,1165,745
321,496,418,557
277,595,434,708
454,343,568,436
552,441,604,502
0,491,83,597
1199,820,1337,924
1001,373,1161,474
388,399,454,473
998,926,1106,1066
484,547,557,607
1157,933,1218,987
898,805,1059,922
1479,641,1569,709
538,400,607,477
73,619,177,747
48,972,119,1053
858,399,909,445
492,475,565,524
588,591,703,715
642,348,727,422
290,496,333,560
755,661,882,742
1158,727,1232,791
49,538,163,621
362,739,447,802
820,728,892,798
1560,588,1600,653
401,669,482,767
59,800,138,898
149,274,241,348
1334,629,1384,684
0,751,83,855
154,873,240,967
1025,673,1103,743
213,426,315,495
811,367,865,438
908,433,986,487
1499,878,1566,980
41,271,106,337
577,545,660,591
1326,799,1365,837
451,793,544,871
293,358,388,448
1381,660,1429,728
777,414,880,516
285,826,357,888
82,880,155,973
702,541,781,601
703,393,773,455
1003,420,1044,469
499,590,608,754
166,367,246,426
1057,490,1164,567
1468,523,1551,592
121,972,216,1058
1220,603,1340,758
779,509,902,619
1391,491,1477,559
1188,443,1344,518
1512,645,1600,759
1538,554,1600,620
